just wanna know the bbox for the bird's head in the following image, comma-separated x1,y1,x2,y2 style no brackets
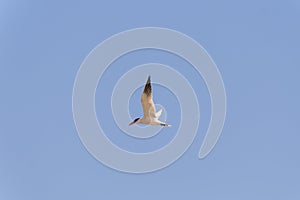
129,118,140,126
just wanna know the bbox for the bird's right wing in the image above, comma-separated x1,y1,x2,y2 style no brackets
141,76,157,118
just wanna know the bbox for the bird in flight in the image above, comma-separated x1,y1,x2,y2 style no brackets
129,76,171,127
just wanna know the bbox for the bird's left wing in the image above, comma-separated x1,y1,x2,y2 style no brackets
141,76,157,118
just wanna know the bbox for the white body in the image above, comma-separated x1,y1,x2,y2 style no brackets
137,109,164,125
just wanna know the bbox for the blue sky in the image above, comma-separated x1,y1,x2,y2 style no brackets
1,0,300,199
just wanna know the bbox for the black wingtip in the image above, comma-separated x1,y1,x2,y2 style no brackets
143,75,152,96
160,123,171,127
147,75,151,83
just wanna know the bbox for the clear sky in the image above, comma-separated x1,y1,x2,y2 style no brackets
1,0,300,199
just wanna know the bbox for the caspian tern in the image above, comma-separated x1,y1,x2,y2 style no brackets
129,76,171,127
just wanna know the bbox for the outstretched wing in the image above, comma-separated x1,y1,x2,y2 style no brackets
141,76,157,118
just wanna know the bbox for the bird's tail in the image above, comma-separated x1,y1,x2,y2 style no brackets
155,109,162,118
